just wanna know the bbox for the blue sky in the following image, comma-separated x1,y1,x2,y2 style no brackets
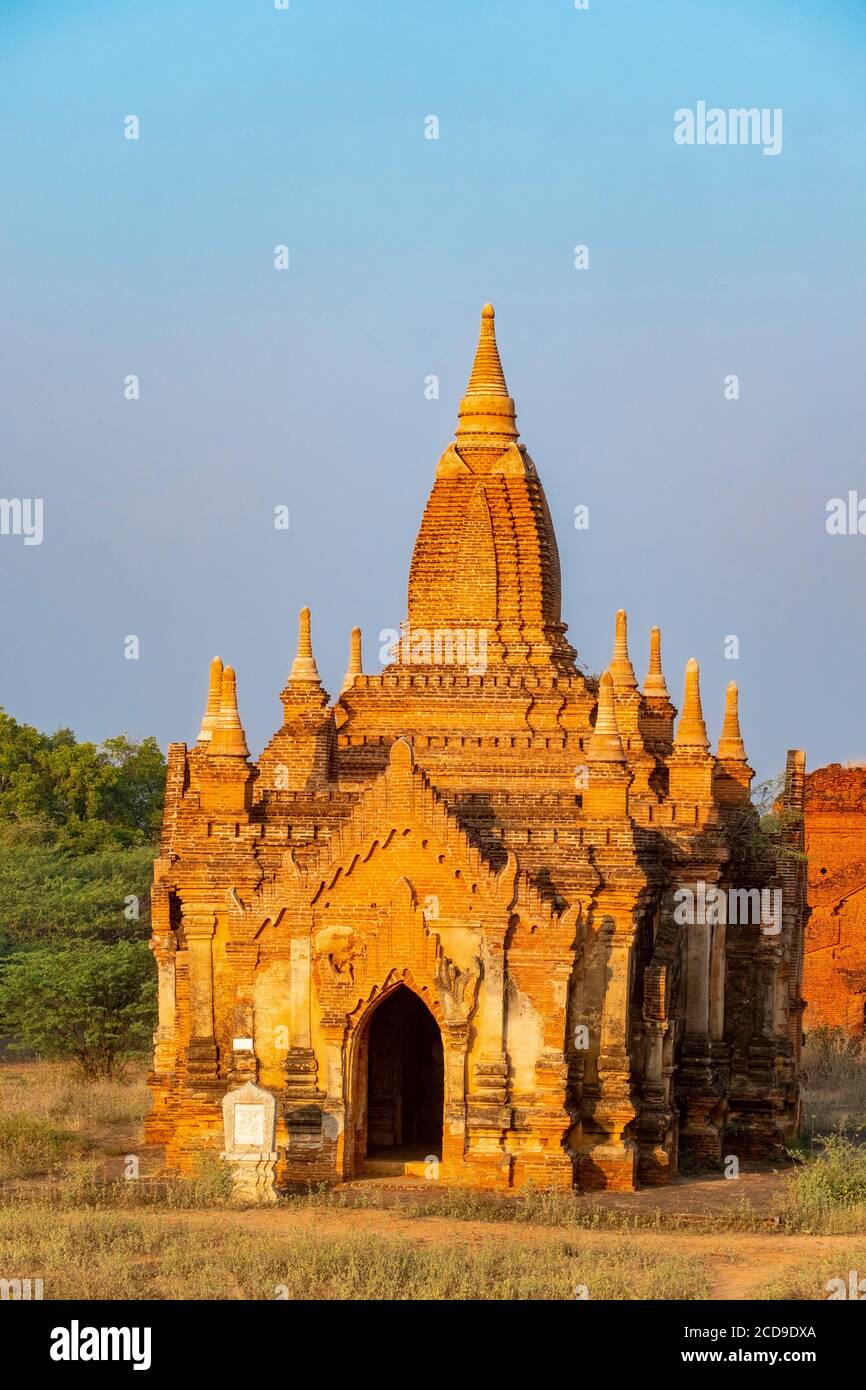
1,0,864,782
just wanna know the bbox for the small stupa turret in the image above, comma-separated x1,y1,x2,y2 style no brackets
260,605,333,790
584,671,632,818
637,624,676,755
341,626,363,695
713,680,753,806
288,607,321,685
610,609,638,689
587,671,626,763
643,627,670,700
196,656,223,744
675,658,709,751
209,666,249,758
717,681,747,762
668,658,715,807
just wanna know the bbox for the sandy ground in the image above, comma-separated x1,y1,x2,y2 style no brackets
92,1163,853,1301
1,1062,859,1301
133,1198,854,1300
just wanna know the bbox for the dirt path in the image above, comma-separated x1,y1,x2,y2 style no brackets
135,1204,856,1300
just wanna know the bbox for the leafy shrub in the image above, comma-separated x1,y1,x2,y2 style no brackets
787,1133,866,1213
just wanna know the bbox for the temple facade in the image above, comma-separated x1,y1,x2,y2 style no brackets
146,305,807,1191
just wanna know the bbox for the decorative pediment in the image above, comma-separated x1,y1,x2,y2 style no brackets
302,739,571,937
305,738,520,915
233,740,583,943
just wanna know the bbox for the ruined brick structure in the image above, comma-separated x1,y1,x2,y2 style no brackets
146,304,807,1190
803,765,866,1036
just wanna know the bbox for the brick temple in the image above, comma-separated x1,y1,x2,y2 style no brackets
146,304,807,1190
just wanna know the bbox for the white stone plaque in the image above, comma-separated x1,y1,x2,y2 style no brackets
233,1103,265,1148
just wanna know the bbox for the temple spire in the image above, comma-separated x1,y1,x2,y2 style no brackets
289,606,321,683
455,304,518,449
341,626,363,694
587,671,626,762
717,681,747,761
675,658,709,750
210,666,249,758
609,609,637,689
643,626,670,699
197,656,223,743
464,303,509,398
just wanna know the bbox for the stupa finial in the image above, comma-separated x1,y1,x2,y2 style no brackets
643,626,670,699
455,303,518,447
289,606,321,683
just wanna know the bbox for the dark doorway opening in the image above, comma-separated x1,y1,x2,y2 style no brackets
366,986,444,1160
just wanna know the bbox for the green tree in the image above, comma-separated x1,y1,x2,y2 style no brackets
99,735,166,838
0,708,165,840
0,942,156,1078
0,710,165,1067
0,834,155,957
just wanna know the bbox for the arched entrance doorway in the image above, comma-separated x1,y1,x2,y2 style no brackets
358,986,444,1172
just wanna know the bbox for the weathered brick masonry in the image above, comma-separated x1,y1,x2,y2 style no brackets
146,305,807,1190
803,765,866,1035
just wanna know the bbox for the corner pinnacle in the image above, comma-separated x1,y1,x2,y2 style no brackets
717,681,747,761
197,655,224,743
675,658,710,751
289,607,321,684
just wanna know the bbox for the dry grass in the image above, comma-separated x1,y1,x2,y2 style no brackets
0,1059,150,1182
0,1059,149,1136
1,1154,237,1211
801,1027,866,1138
298,1182,774,1234
0,1206,710,1300
763,1246,866,1300
0,1115,78,1179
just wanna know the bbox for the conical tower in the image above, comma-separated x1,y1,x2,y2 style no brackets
405,304,577,674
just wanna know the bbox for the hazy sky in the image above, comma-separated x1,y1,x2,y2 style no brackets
1,0,864,783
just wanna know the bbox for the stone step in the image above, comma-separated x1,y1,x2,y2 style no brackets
362,1158,433,1178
